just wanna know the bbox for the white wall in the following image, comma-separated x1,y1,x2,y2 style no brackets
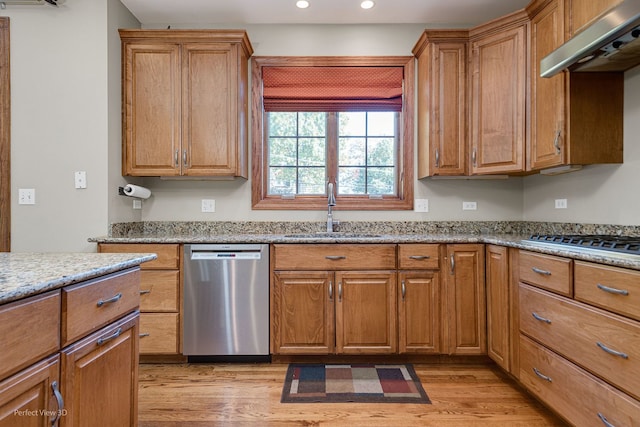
523,67,640,225
137,23,525,223
5,0,138,252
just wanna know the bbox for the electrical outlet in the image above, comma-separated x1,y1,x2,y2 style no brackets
132,199,142,210
74,171,87,189
462,201,477,211
18,188,35,205
414,198,429,212
201,199,216,213
555,199,568,209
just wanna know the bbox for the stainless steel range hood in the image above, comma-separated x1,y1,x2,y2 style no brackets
541,0,640,77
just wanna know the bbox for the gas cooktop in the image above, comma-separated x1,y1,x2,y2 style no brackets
524,234,640,259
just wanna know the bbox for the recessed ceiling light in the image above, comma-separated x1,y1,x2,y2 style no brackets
296,0,310,8
361,0,375,9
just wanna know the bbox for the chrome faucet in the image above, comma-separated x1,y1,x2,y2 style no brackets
327,182,336,232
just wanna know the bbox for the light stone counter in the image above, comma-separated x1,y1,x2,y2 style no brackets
0,252,157,305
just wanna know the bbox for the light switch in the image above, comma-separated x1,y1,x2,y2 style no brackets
414,199,429,212
18,188,35,205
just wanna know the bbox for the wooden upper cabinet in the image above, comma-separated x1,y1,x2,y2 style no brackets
120,30,252,178
413,31,469,178
568,0,623,37
469,11,527,175
527,0,623,171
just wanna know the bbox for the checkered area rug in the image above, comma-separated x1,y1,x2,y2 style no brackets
280,364,431,403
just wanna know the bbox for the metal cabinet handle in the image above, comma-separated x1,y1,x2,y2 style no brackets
409,255,431,260
450,254,455,274
472,148,477,167
532,312,552,324
597,413,616,427
435,148,440,168
338,282,342,302
97,327,122,346
533,367,552,382
597,342,629,359
553,129,562,154
401,280,406,301
139,333,150,338
175,149,179,167
50,381,64,427
325,255,346,260
140,289,151,295
96,293,122,307
183,149,188,166
328,281,333,300
531,267,551,276
597,283,629,296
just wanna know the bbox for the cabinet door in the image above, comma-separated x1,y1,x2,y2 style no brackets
182,43,241,176
335,271,397,354
569,0,623,36
470,25,525,174
486,245,510,370
0,355,61,427
529,0,566,170
272,271,335,355
398,271,440,354
60,312,139,427
122,42,181,176
415,33,468,177
444,244,486,355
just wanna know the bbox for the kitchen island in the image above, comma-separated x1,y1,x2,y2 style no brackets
0,251,156,427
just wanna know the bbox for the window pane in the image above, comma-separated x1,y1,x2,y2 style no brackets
367,112,395,136
269,138,297,166
339,138,365,166
338,167,366,195
269,112,297,136
339,112,366,136
299,112,326,136
299,138,326,166
299,167,326,194
368,167,395,194
269,167,296,195
367,138,395,166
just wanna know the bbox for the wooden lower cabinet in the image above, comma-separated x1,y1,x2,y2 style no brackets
0,355,61,427
486,245,510,370
443,244,486,355
60,312,139,427
398,270,440,353
271,270,396,355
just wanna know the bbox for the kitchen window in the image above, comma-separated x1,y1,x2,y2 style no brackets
251,56,414,210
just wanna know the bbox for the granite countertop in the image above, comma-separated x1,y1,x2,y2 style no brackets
0,252,157,305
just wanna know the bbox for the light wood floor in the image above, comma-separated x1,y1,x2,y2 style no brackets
138,362,567,427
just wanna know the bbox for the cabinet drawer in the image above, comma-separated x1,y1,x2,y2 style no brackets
519,250,572,296
0,291,60,380
398,244,440,270
575,261,640,321
62,268,140,346
139,313,180,354
99,243,180,269
519,283,640,399
140,270,179,312
520,334,640,427
273,244,396,270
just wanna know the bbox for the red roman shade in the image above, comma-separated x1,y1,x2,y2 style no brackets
262,66,404,112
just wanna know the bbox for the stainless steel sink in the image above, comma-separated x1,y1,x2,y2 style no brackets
283,232,382,238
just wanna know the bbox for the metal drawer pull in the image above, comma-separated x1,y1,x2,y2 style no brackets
597,342,629,359
401,280,406,301
597,284,629,296
325,255,346,260
533,367,552,382
97,327,122,346
97,292,122,307
409,255,431,260
50,380,64,427
140,333,150,338
338,282,342,302
450,254,455,273
140,289,152,295
531,267,551,276
553,129,562,154
435,148,440,167
532,312,552,324
328,281,333,300
597,413,616,427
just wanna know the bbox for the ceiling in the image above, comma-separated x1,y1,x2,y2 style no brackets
119,0,531,26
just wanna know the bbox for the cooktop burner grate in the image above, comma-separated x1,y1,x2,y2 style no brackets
527,234,640,256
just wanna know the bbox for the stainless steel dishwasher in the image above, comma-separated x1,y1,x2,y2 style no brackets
183,244,269,360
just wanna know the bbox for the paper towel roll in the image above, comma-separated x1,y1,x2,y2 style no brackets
123,184,151,199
